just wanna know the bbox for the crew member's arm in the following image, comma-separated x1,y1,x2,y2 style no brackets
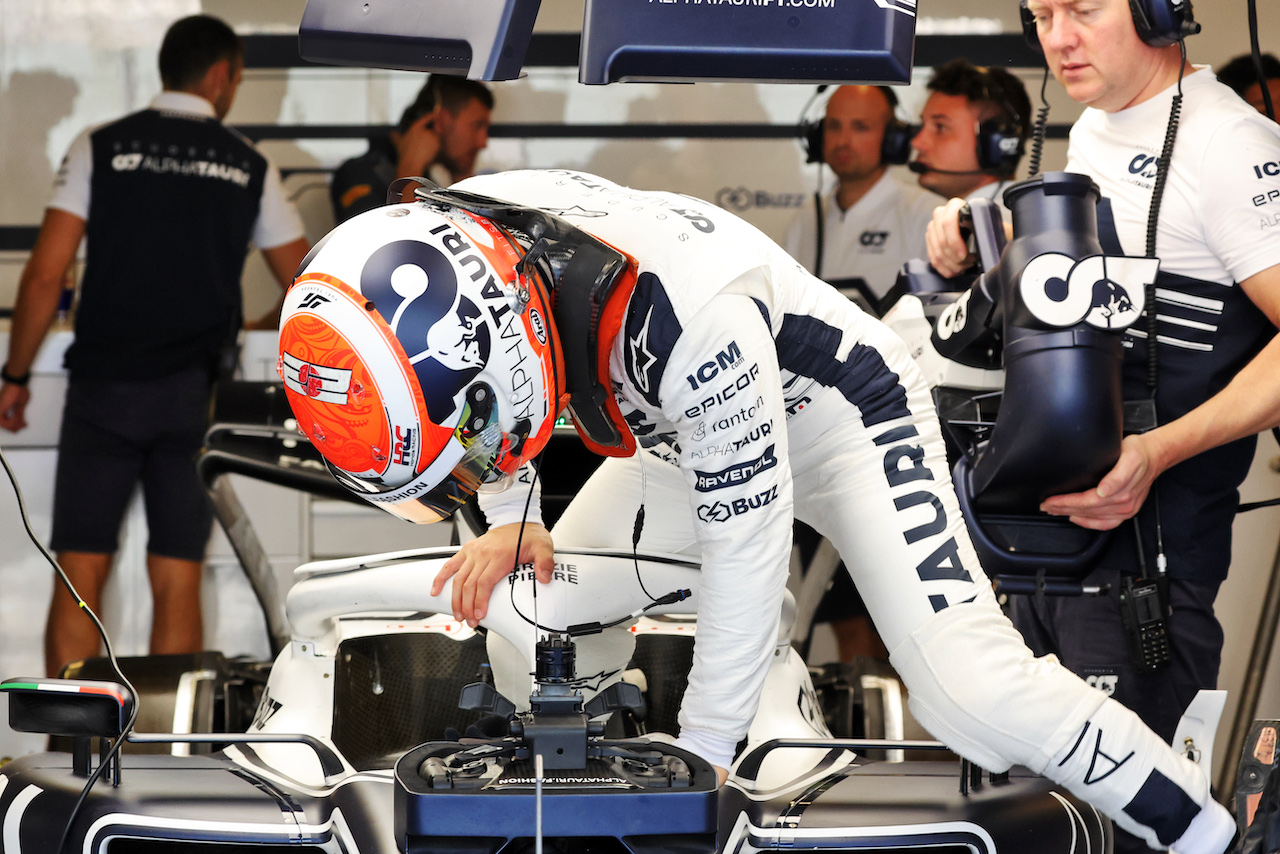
246,160,310,329
1041,263,1280,529
0,208,85,432
925,196,1013,277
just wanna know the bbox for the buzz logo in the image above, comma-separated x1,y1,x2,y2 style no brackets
696,484,779,523
1018,253,1157,330
281,351,353,404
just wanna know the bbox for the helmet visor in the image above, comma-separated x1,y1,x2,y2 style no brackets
327,397,508,524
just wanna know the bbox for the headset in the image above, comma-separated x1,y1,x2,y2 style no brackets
1019,0,1200,50
912,64,1028,178
975,108,1026,176
800,85,915,168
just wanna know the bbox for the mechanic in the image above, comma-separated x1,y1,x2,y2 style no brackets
927,4,1280,850
910,59,1032,214
784,84,938,661
280,168,1232,854
330,74,493,224
785,85,938,309
0,14,309,677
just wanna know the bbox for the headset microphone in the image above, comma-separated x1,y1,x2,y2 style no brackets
908,162,991,176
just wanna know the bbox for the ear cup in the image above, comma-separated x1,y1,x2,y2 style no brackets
881,119,916,166
976,117,1025,174
1128,0,1195,47
802,118,825,164
1019,0,1042,53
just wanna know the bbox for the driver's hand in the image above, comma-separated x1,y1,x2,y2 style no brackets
925,197,977,278
430,522,555,626
715,766,729,788
1039,434,1160,530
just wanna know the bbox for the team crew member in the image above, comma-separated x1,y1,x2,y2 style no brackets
785,84,936,659
929,4,1280,849
786,85,938,309
330,74,494,224
279,168,1232,854
0,14,309,677
910,59,1032,213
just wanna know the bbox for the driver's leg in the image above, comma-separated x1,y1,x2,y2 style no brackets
790,319,1231,854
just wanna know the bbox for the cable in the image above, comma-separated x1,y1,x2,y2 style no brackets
1025,67,1052,178
504,450,688,638
1142,42,1186,395
1249,0,1276,121
0,443,139,854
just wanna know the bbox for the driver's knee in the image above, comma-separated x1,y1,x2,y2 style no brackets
889,599,1107,772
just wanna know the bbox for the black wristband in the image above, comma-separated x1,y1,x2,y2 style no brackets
1,364,31,387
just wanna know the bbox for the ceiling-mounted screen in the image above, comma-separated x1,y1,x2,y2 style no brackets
579,0,916,85
298,0,542,81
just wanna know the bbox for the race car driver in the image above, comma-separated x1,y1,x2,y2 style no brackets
278,169,1233,854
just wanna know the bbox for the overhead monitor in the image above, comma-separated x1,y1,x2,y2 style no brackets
297,0,542,81
579,0,917,85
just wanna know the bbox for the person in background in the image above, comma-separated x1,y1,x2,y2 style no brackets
786,84,937,311
927,3,1280,850
783,85,936,662
0,14,309,677
330,74,493,223
1217,52,1280,116
910,59,1032,212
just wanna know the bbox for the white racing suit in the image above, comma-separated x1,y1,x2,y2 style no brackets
463,169,1232,853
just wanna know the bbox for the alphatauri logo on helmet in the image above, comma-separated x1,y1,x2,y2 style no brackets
360,236,492,424
281,352,352,403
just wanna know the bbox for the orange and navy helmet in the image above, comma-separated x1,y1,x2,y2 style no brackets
278,200,565,523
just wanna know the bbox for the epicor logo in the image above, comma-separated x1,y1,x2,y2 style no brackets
859,230,889,248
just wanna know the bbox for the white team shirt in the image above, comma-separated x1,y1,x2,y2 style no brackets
1067,67,1280,288
785,170,938,300
49,91,305,250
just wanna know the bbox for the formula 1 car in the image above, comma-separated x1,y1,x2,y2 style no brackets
0,538,1110,854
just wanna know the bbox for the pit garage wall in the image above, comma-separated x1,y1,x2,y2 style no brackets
0,0,1277,787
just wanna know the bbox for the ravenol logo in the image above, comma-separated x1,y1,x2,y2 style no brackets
694,444,778,492
281,351,352,404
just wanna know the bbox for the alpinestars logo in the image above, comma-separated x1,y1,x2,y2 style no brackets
696,485,779,523
694,444,777,492
281,351,352,403
629,306,657,395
